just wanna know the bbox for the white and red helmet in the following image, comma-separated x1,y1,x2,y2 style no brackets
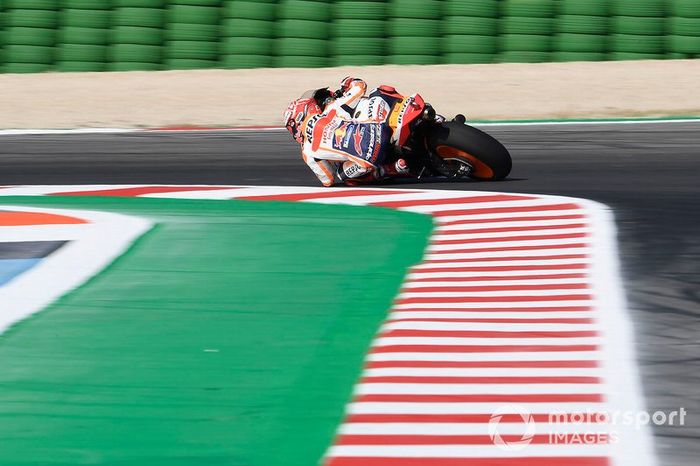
283,97,321,144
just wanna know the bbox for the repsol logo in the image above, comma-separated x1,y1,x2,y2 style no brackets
396,97,414,128
305,114,321,141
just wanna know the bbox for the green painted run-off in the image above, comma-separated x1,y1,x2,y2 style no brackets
0,196,432,466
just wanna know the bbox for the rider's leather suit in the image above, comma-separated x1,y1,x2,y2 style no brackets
300,79,394,187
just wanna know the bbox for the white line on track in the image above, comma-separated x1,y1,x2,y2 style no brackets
2,118,698,137
406,270,589,279
367,351,602,362
435,209,586,223
355,383,603,395
339,422,609,435
421,256,589,265
364,367,601,377
430,227,590,241
398,289,590,298
402,278,588,287
435,218,588,231
328,444,612,458
347,402,606,415
381,322,598,332
393,301,593,309
388,311,594,320
427,238,589,251
373,337,601,347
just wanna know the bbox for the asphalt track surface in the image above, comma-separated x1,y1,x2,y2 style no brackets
1,121,699,465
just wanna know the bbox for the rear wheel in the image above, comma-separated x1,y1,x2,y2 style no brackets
427,122,512,180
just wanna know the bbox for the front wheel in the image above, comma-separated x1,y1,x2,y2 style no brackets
427,122,512,180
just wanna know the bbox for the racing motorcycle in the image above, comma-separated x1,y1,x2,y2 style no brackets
309,85,512,182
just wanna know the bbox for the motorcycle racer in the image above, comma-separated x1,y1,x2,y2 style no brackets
283,77,407,187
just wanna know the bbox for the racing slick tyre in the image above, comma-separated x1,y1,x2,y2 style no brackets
428,122,512,181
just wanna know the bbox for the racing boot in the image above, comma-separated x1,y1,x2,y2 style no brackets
337,161,378,186
381,158,409,178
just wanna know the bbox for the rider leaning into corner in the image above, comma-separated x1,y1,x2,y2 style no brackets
283,76,413,187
